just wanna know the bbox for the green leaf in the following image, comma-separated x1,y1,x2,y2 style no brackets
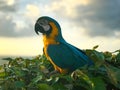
116,52,120,64
114,49,120,53
105,64,120,89
85,49,105,68
93,51,105,68
14,81,25,88
0,65,3,70
0,72,5,78
71,70,94,90
37,83,53,90
11,67,25,77
1,50,120,90
93,45,99,50
31,75,43,85
91,77,106,90
53,83,67,90
103,51,112,62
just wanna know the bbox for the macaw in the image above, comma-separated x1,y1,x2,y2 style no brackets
34,16,94,74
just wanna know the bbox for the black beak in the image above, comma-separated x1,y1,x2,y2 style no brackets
35,23,45,35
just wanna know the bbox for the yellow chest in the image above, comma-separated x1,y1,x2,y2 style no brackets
43,22,59,69
43,22,59,56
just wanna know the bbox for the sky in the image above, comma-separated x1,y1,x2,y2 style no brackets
0,0,120,56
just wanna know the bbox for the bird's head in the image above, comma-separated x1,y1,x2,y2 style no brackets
34,16,61,36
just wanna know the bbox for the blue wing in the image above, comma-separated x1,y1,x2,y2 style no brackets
47,41,93,72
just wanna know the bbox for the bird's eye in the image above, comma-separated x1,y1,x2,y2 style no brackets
39,22,44,25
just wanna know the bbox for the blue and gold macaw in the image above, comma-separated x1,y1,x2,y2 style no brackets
34,16,93,74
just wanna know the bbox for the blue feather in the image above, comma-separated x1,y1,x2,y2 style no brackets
47,40,94,72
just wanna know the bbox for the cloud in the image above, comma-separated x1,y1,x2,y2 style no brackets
0,0,17,12
0,0,120,38
46,0,120,37
0,0,38,37
0,16,35,37
74,0,120,37
45,0,90,18
0,16,16,37
25,4,40,18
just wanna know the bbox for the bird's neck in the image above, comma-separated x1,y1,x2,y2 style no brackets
43,35,59,47
43,22,63,46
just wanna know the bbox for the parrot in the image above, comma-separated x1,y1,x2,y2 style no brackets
34,16,94,74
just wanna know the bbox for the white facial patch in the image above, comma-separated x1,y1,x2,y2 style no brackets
37,19,50,32
42,25,50,31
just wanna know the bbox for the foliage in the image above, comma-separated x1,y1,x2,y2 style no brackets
0,46,120,90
